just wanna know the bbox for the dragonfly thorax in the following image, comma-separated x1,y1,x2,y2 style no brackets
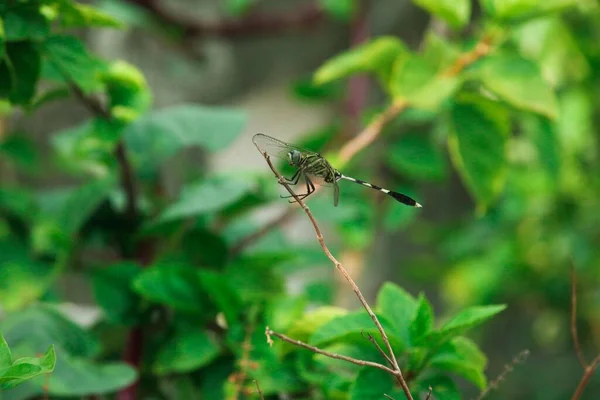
287,149,303,167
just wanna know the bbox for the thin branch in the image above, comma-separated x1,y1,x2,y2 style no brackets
257,151,413,400
425,386,432,400
474,350,530,400
362,330,394,367
228,306,259,400
384,395,395,399
266,327,396,376
338,33,494,164
571,263,587,369
571,355,600,400
253,380,264,400
125,0,325,39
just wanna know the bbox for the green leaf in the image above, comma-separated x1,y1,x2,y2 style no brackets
48,353,136,396
285,306,348,349
0,133,39,171
2,41,41,105
390,54,460,110
159,175,255,222
418,375,461,400
92,262,143,325
123,104,246,175
480,0,577,21
449,96,509,212
0,305,100,358
154,330,220,375
133,264,207,312
0,334,12,368
320,0,355,21
1,344,57,390
103,60,151,123
429,337,487,389
224,255,287,302
58,2,123,28
41,35,106,93
223,0,256,15
266,295,307,332
425,305,506,347
376,283,417,345
476,53,558,119
522,115,560,181
387,132,447,181
314,37,408,85
3,5,49,41
349,367,394,400
412,0,471,28
198,270,242,325
382,202,419,232
410,293,435,344
310,311,404,350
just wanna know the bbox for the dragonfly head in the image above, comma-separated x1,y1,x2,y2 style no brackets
287,150,302,167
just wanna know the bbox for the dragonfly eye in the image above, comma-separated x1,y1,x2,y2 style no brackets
288,150,301,166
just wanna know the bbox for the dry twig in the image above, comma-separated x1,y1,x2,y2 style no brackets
253,380,264,400
257,151,413,400
474,350,530,400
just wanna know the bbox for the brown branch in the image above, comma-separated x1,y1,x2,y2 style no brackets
257,151,413,400
228,306,259,400
425,386,433,400
571,263,587,369
362,330,394,367
338,33,494,164
125,0,325,39
253,380,264,400
571,355,600,400
474,350,530,400
266,327,396,376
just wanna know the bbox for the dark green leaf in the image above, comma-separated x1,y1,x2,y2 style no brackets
314,37,408,85
410,293,435,344
476,53,558,119
412,0,471,28
123,104,246,174
449,95,510,212
2,41,41,105
224,255,286,302
133,264,207,312
429,336,487,389
291,77,342,102
153,330,220,375
388,132,447,180
198,270,242,325
417,375,461,400
320,0,355,21
41,35,106,93
159,176,255,222
0,133,39,171
425,305,506,347
92,262,143,325
0,187,37,222
0,305,100,358
3,5,49,41
376,283,417,345
349,367,394,400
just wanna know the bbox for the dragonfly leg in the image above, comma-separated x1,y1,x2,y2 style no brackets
283,169,301,185
287,177,315,203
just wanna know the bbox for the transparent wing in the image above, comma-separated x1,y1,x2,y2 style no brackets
252,133,319,160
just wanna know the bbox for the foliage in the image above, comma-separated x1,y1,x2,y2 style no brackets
1,0,600,399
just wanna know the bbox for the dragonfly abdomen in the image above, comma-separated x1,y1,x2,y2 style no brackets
340,175,422,207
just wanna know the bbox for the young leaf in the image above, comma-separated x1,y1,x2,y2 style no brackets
0,363,42,389
153,330,220,375
449,95,510,212
480,0,577,21
0,334,12,368
376,283,417,345
285,306,347,350
412,0,471,29
425,305,506,347
158,176,255,222
409,293,435,344
476,53,558,119
429,336,487,389
314,37,408,85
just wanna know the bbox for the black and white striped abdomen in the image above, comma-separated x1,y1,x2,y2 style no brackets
339,174,421,207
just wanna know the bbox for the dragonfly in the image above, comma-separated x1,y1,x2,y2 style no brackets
253,133,422,208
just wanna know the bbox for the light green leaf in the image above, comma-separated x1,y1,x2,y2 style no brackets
123,104,246,174
286,306,348,349
314,37,408,85
223,0,256,15
390,54,461,110
320,0,355,21
476,53,558,119
133,264,207,312
0,334,12,368
58,2,123,28
103,60,152,123
41,35,106,93
387,132,447,181
426,305,506,347
412,0,471,28
376,283,417,345
92,262,143,325
159,176,255,222
522,115,560,181
310,311,404,350
410,293,435,344
3,5,49,41
480,0,577,21
349,367,394,400
449,95,509,212
430,336,487,389
0,363,42,390
266,296,307,333
154,330,220,375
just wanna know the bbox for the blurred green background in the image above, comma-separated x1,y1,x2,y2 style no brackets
1,0,599,399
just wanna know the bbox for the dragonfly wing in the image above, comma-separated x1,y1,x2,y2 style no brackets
252,133,318,161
